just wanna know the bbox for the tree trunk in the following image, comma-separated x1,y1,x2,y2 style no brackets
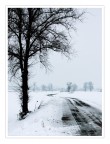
21,61,29,116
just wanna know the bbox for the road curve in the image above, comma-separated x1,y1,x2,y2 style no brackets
61,97,102,136
38,95,102,136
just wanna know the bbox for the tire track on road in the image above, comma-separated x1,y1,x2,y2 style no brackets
63,98,102,136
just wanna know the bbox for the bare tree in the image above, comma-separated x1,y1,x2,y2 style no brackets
8,8,85,119
48,83,53,91
88,81,94,91
83,81,94,91
83,82,88,91
67,82,72,92
71,84,78,92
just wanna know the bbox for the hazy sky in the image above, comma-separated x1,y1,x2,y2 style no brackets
30,8,102,89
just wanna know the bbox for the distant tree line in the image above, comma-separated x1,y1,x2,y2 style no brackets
66,82,77,92
32,83,53,91
83,81,94,91
31,81,101,92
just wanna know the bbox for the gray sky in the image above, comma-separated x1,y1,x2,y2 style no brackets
30,8,102,89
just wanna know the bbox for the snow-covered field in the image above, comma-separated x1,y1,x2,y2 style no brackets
8,91,102,136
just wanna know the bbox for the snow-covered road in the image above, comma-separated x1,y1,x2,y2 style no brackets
64,98,102,135
36,96,102,136
8,91,102,136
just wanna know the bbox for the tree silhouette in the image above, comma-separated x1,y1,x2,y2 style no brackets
88,81,94,91
72,84,78,92
83,81,94,91
8,8,85,119
83,82,88,91
67,82,72,92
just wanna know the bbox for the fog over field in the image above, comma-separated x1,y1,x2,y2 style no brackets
29,8,102,89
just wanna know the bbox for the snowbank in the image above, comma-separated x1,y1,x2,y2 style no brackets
8,91,102,136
